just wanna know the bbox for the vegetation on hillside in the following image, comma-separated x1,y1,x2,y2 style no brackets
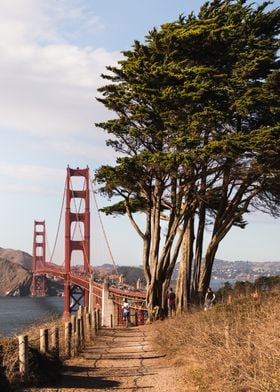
155,280,280,391
0,277,279,390
94,0,280,315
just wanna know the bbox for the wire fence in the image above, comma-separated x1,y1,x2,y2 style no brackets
0,305,101,388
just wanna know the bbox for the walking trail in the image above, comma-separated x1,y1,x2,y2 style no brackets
24,324,187,392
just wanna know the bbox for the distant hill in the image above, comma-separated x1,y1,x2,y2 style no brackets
0,249,32,296
0,247,145,295
0,247,32,269
1,247,279,295
172,258,280,289
117,266,145,284
93,264,145,285
211,258,280,282
0,248,63,296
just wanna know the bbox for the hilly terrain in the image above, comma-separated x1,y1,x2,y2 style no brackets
0,247,145,296
0,248,32,295
0,247,279,296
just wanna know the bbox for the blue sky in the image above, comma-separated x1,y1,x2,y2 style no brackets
0,0,279,267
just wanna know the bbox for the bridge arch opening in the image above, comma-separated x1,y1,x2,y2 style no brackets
70,198,85,214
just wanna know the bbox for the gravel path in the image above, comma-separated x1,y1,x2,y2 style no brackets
23,325,185,392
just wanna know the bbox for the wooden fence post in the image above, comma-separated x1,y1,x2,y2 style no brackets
71,314,77,357
78,305,83,319
85,313,91,341
97,309,101,330
18,335,29,382
77,318,81,353
50,326,59,356
71,314,77,334
65,321,72,358
74,323,79,356
80,315,85,348
40,328,48,354
91,310,96,336
94,309,98,332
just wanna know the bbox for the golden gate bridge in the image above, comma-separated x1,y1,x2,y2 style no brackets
30,166,146,325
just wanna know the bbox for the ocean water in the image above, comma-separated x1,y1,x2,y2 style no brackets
0,296,64,336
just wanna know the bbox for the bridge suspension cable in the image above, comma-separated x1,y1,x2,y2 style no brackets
70,176,86,241
38,168,119,276
69,176,90,270
49,178,67,264
45,231,52,262
90,174,119,276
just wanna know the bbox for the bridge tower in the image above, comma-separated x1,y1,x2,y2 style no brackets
31,220,47,296
64,166,90,316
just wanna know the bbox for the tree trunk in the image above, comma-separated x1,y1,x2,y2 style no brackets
176,217,194,313
199,238,219,294
192,202,206,303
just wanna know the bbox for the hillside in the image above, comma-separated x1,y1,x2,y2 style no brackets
1,246,279,296
0,247,32,269
90,263,145,285
154,287,280,391
0,257,31,296
0,248,64,296
172,258,280,286
0,247,145,296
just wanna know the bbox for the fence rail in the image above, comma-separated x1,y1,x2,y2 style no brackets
17,306,101,382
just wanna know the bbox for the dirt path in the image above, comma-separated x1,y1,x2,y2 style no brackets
24,325,186,392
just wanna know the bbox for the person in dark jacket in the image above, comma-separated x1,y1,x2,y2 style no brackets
204,287,216,310
167,287,176,317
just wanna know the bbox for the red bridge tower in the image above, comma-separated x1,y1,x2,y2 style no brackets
64,166,90,316
31,220,47,296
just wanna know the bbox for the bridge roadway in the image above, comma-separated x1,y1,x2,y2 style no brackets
35,263,147,298
35,262,147,324
21,324,185,392
35,262,91,290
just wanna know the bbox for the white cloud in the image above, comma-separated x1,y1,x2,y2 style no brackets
0,183,59,195
0,0,120,137
45,136,117,163
0,163,65,195
0,163,64,180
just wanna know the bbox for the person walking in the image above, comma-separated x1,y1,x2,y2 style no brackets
122,298,130,327
204,287,216,311
167,287,176,317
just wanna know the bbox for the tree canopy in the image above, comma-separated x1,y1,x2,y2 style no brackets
95,0,280,314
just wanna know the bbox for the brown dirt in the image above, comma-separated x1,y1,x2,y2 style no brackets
21,324,189,392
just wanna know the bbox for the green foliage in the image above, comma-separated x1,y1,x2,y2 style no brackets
100,198,148,216
217,275,280,302
94,0,280,307
254,275,280,290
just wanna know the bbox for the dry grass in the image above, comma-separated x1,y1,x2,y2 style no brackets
154,293,280,392
0,315,65,390
20,314,69,358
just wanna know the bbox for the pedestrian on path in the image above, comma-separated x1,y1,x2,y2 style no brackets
167,287,176,317
204,287,216,311
122,297,130,327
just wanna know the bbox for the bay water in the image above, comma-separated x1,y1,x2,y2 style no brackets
0,296,64,337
